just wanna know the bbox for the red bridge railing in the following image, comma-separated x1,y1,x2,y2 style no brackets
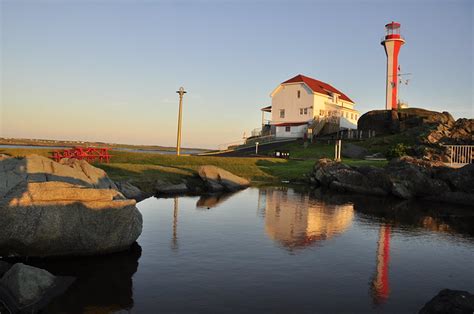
52,147,112,163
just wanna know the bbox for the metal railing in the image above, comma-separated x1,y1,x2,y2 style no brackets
218,140,245,151
217,134,294,152
244,135,276,146
251,128,262,137
446,145,473,166
381,35,405,42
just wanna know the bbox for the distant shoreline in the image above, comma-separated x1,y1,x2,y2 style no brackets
0,137,209,152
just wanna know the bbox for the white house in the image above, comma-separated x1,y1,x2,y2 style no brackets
263,74,359,138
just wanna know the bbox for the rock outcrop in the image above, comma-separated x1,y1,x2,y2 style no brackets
309,157,474,206
341,143,369,159
358,108,456,136
419,289,474,314
357,108,473,161
197,165,250,192
155,182,190,195
0,263,74,313
0,155,142,257
115,181,148,201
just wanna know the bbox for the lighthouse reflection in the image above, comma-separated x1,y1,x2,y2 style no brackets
370,224,391,305
258,188,394,303
258,188,354,250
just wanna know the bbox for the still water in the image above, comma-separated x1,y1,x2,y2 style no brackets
33,187,473,313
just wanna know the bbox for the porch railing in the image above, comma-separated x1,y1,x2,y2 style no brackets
446,145,474,166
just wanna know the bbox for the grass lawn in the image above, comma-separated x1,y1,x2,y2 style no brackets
0,147,288,183
356,132,417,154
270,140,335,159
0,145,387,191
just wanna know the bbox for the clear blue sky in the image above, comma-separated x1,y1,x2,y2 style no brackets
1,0,472,148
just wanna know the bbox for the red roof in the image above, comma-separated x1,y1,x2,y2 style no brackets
274,122,308,127
281,74,354,103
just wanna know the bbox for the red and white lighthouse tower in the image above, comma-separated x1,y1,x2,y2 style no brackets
381,22,405,110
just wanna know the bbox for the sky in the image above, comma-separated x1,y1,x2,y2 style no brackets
1,0,472,149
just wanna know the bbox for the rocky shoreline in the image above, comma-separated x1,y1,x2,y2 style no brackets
115,164,251,201
309,156,474,206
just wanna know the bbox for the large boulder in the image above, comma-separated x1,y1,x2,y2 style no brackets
311,159,390,196
0,263,74,313
419,289,474,314
385,157,450,198
115,181,147,201
197,166,250,192
0,155,142,257
341,143,368,159
438,164,474,193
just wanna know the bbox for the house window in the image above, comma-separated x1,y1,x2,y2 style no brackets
285,126,291,132
300,108,303,115
280,109,285,118
355,114,358,120
297,90,301,98
320,110,324,116
351,113,354,119
304,108,308,114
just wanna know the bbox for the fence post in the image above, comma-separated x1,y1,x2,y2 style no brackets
338,140,342,161
335,140,342,162
451,145,453,164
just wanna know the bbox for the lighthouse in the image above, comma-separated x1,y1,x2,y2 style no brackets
381,22,405,110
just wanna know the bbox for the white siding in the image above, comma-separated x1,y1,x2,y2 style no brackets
271,83,314,124
275,125,308,138
270,79,359,136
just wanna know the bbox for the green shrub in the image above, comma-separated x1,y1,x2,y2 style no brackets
387,143,409,158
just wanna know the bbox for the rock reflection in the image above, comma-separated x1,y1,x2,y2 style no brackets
260,187,354,250
196,192,238,209
348,195,474,238
22,243,141,314
370,224,391,305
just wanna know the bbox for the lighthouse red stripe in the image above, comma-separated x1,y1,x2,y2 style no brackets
391,42,402,110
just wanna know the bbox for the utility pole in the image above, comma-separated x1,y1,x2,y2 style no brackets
176,87,187,156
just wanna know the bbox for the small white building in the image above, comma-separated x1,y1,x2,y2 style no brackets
263,74,359,138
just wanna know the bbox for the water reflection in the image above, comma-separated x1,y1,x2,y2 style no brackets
259,187,354,250
371,224,391,305
196,193,238,209
24,243,141,314
3,188,471,313
172,197,179,250
348,194,474,238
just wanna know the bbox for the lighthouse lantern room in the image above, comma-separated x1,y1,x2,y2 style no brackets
381,22,405,110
